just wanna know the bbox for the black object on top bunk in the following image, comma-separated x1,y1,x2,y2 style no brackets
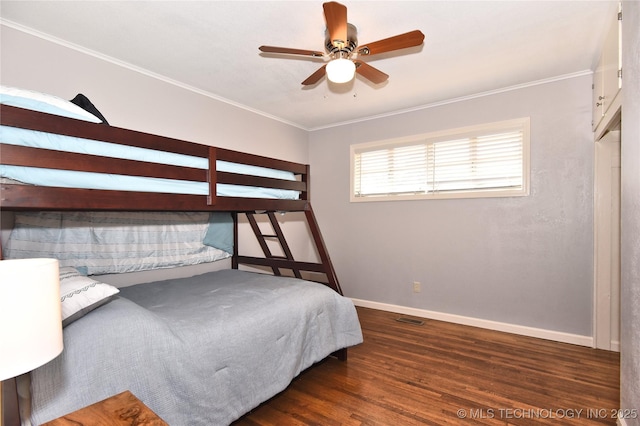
69,93,110,125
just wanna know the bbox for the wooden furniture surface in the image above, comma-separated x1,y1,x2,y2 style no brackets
41,391,168,426
1,378,20,426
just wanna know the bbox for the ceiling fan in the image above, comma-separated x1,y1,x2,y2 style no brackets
259,1,425,86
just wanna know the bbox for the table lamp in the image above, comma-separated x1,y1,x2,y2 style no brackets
0,258,64,426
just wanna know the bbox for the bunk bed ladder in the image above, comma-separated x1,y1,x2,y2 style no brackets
245,211,301,278
237,207,343,296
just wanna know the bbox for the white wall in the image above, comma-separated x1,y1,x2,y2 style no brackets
0,25,308,161
0,25,311,284
620,1,640,424
309,75,595,338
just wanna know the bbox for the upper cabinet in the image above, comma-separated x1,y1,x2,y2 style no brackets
593,3,622,138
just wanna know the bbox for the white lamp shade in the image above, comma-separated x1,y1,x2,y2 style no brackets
326,58,356,83
0,258,64,380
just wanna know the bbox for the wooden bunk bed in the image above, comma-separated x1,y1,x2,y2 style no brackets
0,99,362,425
0,103,341,294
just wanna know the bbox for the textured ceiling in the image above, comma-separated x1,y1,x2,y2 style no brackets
0,1,617,130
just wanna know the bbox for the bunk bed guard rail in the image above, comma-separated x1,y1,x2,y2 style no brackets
0,104,309,212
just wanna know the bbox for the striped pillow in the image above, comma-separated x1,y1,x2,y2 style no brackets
59,267,119,327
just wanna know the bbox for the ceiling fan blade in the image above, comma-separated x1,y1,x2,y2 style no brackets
259,46,325,57
323,1,348,48
357,30,425,56
354,60,389,84
302,65,327,85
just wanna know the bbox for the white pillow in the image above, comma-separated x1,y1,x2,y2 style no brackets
0,85,102,123
59,267,119,327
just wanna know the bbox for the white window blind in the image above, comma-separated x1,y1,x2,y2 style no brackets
351,118,530,201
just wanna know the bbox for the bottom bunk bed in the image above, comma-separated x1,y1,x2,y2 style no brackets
26,268,362,425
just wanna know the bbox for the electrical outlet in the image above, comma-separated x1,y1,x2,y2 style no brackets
413,281,421,293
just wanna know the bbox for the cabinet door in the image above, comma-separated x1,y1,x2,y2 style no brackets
602,11,621,116
593,8,621,131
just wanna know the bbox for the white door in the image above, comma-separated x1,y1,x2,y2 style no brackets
594,130,621,351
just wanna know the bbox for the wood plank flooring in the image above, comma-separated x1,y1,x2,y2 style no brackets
234,307,620,425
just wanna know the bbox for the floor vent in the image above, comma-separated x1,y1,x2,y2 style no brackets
395,317,424,326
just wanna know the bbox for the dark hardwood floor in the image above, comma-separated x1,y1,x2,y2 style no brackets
234,307,620,425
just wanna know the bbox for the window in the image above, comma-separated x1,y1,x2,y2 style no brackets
351,118,530,201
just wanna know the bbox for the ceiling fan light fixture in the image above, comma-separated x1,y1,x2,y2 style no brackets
259,2,424,86
326,58,356,83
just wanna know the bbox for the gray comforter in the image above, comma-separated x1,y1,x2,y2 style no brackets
30,269,363,425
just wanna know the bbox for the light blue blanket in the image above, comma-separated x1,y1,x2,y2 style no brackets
30,269,363,425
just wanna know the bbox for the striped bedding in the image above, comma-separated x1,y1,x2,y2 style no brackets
3,211,230,275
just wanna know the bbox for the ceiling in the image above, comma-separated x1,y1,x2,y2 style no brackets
0,1,617,130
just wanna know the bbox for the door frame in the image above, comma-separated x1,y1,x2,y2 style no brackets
593,130,621,351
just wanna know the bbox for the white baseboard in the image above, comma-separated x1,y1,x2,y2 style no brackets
351,298,594,347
